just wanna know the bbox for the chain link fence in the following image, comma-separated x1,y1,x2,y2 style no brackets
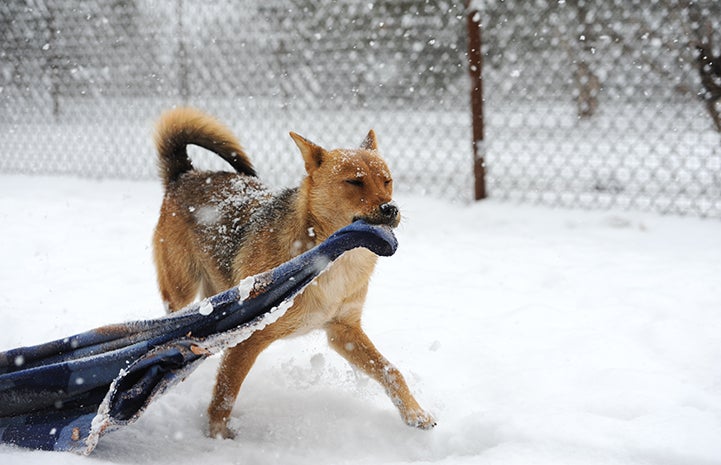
1,1,720,216
479,0,721,218
0,0,471,200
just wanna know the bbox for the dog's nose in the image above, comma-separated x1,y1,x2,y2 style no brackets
379,202,399,220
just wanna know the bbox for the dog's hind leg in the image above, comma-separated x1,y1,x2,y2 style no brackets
325,320,436,429
207,325,283,439
153,220,201,312
154,252,201,312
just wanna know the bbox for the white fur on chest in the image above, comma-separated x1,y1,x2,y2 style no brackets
291,247,378,334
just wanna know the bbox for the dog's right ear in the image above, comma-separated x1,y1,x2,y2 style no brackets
290,132,325,173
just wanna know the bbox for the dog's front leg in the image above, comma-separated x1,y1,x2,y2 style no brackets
325,321,436,429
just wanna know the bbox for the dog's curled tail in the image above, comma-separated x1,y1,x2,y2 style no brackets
154,107,256,186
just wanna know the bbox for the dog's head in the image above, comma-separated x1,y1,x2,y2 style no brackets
290,130,400,237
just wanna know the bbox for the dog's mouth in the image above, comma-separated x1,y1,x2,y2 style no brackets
353,215,398,227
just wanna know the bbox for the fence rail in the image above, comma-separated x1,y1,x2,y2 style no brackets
1,0,720,217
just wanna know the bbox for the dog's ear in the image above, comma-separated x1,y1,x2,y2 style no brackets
360,129,378,151
290,132,325,173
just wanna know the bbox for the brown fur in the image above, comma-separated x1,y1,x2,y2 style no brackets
152,107,435,439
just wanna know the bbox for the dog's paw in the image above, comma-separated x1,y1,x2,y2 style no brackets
208,421,236,440
402,409,437,430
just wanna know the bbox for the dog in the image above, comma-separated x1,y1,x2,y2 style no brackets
152,107,435,439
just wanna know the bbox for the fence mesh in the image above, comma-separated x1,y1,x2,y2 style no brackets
1,1,720,216
480,0,721,218
0,0,471,200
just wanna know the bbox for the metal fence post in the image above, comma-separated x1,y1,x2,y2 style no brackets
466,1,486,200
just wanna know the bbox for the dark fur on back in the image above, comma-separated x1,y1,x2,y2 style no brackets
164,170,301,281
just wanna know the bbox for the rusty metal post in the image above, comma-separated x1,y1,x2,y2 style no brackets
466,1,487,200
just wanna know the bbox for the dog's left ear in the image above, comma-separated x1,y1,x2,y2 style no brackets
290,132,325,173
360,129,378,151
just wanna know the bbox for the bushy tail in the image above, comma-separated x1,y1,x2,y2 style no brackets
154,107,256,187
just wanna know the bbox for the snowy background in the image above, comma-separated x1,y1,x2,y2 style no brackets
1,175,720,465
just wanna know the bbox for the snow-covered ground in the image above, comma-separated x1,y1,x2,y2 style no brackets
1,174,720,465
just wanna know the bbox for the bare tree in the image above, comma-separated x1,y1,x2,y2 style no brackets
567,0,600,119
688,7,721,132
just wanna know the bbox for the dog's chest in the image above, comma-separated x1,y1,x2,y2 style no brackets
291,247,377,333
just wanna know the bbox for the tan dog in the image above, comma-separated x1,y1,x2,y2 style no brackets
152,108,435,439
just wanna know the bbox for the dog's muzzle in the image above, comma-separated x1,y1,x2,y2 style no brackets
355,201,400,228
380,202,399,222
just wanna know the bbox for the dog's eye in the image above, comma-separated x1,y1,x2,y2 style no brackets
384,179,392,186
345,179,364,187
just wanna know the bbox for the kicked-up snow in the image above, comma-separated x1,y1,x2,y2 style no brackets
1,175,720,465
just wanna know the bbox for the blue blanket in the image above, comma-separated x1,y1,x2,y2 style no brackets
0,221,397,454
